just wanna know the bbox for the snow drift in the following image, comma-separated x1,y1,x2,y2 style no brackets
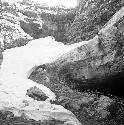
0,36,88,125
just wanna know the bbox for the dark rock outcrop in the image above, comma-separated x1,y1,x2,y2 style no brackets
66,0,124,44
27,86,49,101
20,20,43,39
41,6,124,96
0,2,34,50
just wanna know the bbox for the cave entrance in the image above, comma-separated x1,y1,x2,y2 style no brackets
66,72,124,100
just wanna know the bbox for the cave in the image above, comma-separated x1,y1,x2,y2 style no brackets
66,72,124,100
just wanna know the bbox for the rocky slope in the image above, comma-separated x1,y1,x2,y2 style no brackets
30,5,124,125
0,0,124,125
0,0,76,49
66,0,124,43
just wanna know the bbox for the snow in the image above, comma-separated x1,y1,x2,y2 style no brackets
0,36,89,103
2,0,78,8
34,0,77,8
0,36,87,124
1,36,88,79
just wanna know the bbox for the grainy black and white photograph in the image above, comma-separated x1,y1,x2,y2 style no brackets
0,0,124,125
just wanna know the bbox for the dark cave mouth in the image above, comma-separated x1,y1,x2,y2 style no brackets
32,66,124,100
66,72,124,100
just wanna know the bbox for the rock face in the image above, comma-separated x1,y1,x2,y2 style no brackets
20,20,43,39
1,1,124,125
0,0,76,47
66,0,124,43
0,8,33,49
43,6,124,93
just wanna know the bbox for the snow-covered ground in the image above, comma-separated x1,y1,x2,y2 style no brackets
1,0,78,8
1,36,88,79
0,36,88,124
34,0,77,8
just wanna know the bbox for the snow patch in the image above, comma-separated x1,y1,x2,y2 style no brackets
2,0,78,8
0,36,88,125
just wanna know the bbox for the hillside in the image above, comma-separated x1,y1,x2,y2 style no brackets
0,0,124,125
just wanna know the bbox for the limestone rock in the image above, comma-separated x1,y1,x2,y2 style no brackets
66,0,124,43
